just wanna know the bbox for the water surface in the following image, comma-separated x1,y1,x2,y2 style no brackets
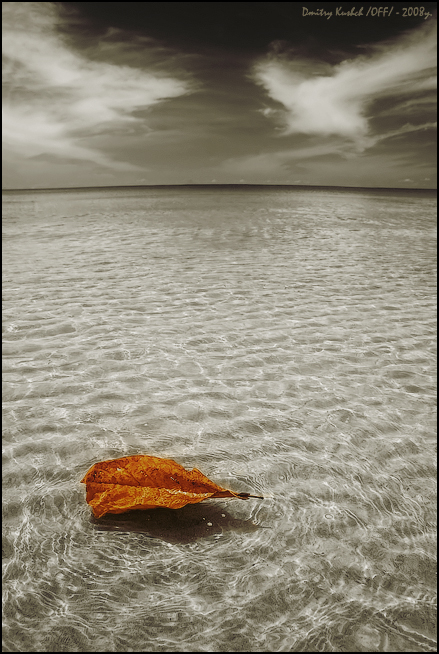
2,186,437,652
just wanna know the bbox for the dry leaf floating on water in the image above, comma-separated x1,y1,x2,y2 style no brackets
81,455,264,518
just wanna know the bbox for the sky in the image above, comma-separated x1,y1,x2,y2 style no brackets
2,2,437,189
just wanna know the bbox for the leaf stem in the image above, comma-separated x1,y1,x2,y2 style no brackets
237,492,264,499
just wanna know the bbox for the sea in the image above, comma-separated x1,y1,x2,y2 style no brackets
2,185,437,652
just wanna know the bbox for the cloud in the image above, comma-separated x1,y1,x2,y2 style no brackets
2,2,191,170
219,118,437,186
251,20,437,150
377,93,437,117
221,141,344,173
377,121,437,143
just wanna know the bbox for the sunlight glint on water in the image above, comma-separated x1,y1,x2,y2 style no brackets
2,186,437,652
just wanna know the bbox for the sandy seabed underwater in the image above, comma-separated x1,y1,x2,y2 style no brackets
2,185,437,652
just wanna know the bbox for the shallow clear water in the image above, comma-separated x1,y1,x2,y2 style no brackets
2,186,437,652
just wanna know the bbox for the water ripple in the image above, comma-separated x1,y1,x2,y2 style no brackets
3,187,436,652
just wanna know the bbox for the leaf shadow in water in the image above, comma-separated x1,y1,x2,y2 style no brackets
90,501,260,544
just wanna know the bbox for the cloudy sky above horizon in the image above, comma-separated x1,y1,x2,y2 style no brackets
2,2,437,189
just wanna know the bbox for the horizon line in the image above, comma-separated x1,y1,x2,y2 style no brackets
2,182,437,192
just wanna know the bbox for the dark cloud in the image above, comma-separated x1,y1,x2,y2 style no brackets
59,2,437,56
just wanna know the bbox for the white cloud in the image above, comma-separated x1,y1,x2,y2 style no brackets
2,2,191,170
219,140,345,177
377,121,437,143
377,93,437,117
252,20,437,150
219,118,437,182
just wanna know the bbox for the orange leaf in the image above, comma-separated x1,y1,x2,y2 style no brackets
81,455,263,518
